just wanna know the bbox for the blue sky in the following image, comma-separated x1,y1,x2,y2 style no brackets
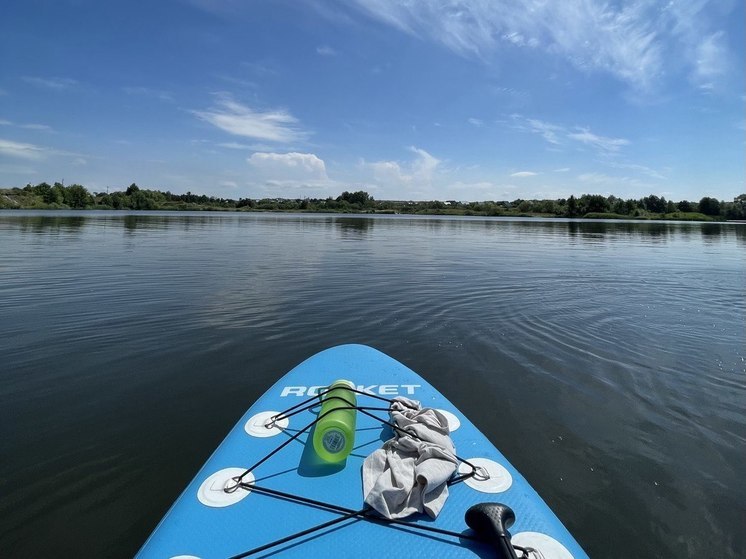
0,0,743,201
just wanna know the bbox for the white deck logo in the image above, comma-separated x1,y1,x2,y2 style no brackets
280,384,420,397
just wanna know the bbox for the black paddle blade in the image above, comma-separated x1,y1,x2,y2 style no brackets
465,503,519,559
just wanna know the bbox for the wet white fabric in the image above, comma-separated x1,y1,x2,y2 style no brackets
362,397,458,519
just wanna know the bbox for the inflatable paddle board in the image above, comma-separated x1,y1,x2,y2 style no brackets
137,344,588,558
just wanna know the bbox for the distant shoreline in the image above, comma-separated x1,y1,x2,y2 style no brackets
2,184,744,222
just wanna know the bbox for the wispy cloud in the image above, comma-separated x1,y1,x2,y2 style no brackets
467,117,483,127
316,45,337,56
22,76,78,90
218,141,275,151
664,1,733,92
193,94,307,143
691,31,728,91
567,128,630,153
553,167,571,173
526,118,562,145
123,86,173,101
21,123,54,132
0,120,55,132
341,0,734,93
510,115,629,154
0,138,47,159
510,171,537,177
604,161,666,180
241,60,280,76
0,138,84,160
577,172,651,191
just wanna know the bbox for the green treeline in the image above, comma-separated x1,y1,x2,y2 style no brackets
1,183,745,221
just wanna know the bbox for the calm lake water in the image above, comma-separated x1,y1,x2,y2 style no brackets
1,211,744,558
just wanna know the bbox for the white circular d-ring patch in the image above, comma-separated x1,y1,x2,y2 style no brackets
458,457,512,493
244,411,288,437
197,467,253,507
436,409,461,432
512,532,574,559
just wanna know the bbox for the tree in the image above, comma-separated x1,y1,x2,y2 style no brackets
130,190,157,210
698,197,721,216
337,190,373,207
642,194,666,214
728,194,746,220
64,184,92,208
126,183,140,196
580,194,609,214
46,185,63,204
677,200,693,212
566,195,578,217
33,182,52,199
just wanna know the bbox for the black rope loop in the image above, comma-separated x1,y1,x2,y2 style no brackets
224,381,487,557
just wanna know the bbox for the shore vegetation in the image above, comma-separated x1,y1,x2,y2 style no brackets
2,183,745,222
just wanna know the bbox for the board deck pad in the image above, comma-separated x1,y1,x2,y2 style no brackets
137,344,589,558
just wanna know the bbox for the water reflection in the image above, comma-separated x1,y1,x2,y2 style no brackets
332,216,375,240
5,214,88,234
0,211,742,246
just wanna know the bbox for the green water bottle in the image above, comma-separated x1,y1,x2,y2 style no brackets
312,380,357,462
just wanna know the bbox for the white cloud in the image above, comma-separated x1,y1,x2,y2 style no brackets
553,167,571,172
409,146,439,180
22,76,78,90
0,119,11,126
316,45,337,56
567,128,629,153
364,146,441,195
342,0,734,93
691,31,728,91
467,117,483,127
0,138,46,159
245,150,342,196
510,171,537,177
248,152,328,180
193,94,307,143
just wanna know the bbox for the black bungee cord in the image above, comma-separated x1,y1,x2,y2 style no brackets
223,385,504,558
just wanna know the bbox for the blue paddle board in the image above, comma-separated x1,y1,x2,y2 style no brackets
137,344,588,558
